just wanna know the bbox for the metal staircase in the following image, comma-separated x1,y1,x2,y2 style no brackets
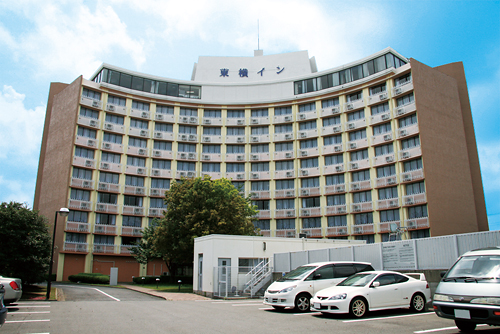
242,259,273,296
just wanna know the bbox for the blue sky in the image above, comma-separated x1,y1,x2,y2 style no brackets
0,0,499,229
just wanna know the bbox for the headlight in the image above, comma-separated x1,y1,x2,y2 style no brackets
328,293,347,300
433,294,454,302
279,285,297,293
470,297,500,306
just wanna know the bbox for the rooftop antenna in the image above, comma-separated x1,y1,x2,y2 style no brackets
257,19,260,50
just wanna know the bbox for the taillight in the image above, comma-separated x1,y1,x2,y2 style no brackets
426,283,429,289
9,281,20,291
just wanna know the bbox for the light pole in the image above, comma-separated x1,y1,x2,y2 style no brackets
46,208,69,300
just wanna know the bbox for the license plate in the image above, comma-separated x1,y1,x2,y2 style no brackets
455,309,471,319
314,302,321,309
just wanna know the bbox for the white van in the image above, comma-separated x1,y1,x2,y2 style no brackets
263,261,374,312
433,247,500,332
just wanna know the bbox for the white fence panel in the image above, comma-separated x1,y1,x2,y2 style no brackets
353,244,383,270
457,230,500,256
308,249,329,263
329,246,354,261
274,253,291,273
416,235,458,269
290,251,308,270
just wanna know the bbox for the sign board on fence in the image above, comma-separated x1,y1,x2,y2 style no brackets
382,241,416,270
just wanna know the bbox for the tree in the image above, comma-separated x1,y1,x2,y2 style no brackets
136,176,257,277
0,202,51,284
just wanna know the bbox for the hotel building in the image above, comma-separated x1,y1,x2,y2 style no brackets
34,48,488,282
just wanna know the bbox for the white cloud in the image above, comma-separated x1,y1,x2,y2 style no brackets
0,175,36,208
478,141,500,192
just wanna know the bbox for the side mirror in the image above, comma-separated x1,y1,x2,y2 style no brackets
371,281,380,288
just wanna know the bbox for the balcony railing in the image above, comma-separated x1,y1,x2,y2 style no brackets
149,208,165,217
345,118,367,131
249,152,271,161
249,116,270,125
376,175,398,188
349,180,372,192
321,124,342,136
73,156,96,169
124,185,147,196
201,135,223,144
405,217,429,230
154,113,175,123
403,192,427,206
68,199,92,211
77,115,100,129
249,134,270,143
399,146,422,161
202,117,223,126
299,167,320,177
225,171,246,180
70,178,94,190
377,220,401,234
130,108,151,120
121,226,143,236
257,229,271,237
201,171,222,179
372,153,397,167
254,210,271,219
177,170,197,179
93,224,117,235
274,189,296,198
376,198,400,210
368,92,389,105
200,153,222,162
120,245,136,254
401,168,424,183
349,159,370,171
394,102,416,118
297,110,318,121
177,151,197,161
346,138,369,151
152,149,173,160
225,135,247,144
351,224,375,235
298,147,320,158
275,209,296,219
322,144,344,155
177,133,198,143
95,202,120,214
299,187,321,197
80,96,102,109
300,207,322,217
273,114,294,124
274,132,295,142
65,221,90,233
275,229,296,238
153,131,174,141
101,141,124,154
63,242,88,252
274,151,294,160
274,169,295,179
105,103,126,115
125,165,148,177
93,244,116,254
225,118,246,126
300,228,323,238
325,204,348,215
371,132,393,146
370,111,392,125
150,169,172,178
321,105,342,117
326,226,348,237
127,146,149,157
297,128,318,139
97,182,122,193
324,183,346,195
392,80,413,96
344,99,364,112
129,127,151,138
75,136,98,149
397,123,419,139
122,206,145,216
250,191,271,199
249,171,271,180
99,161,122,173
351,201,373,213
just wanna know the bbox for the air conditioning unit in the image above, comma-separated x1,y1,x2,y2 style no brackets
237,119,245,125
251,136,259,142
300,150,308,157
251,154,259,160
85,160,93,167
334,145,342,152
395,87,403,95
92,100,99,108
405,198,415,205
251,118,259,124
180,153,187,159
189,117,197,124
401,151,410,159
98,183,107,190
285,190,294,197
347,122,355,130
407,221,416,229
94,245,103,252
333,126,341,133
336,185,345,192
236,174,244,180
135,188,145,195
403,174,412,182
78,225,87,232
155,114,164,120
331,107,340,114
188,153,196,160
337,207,346,214
180,116,188,123
286,231,295,237
389,200,398,207
301,189,310,196
383,134,392,141
338,228,347,235
89,119,98,127
285,134,293,140
180,134,187,141
138,149,146,155
87,139,96,147
150,209,159,216
354,227,362,234
237,155,244,161
298,113,306,120
386,156,395,163
97,204,106,211
154,132,162,139
251,173,259,179
202,136,211,143
141,112,149,118
387,178,396,185
302,210,310,216
137,168,145,175
346,103,354,110
152,170,160,176
284,115,292,122
399,129,408,137
140,130,148,137
82,181,92,188
179,171,187,177
381,113,390,120
349,143,357,150
80,202,89,209
285,152,293,158
335,165,343,172
397,108,405,115
101,163,110,170
151,189,160,196
102,142,111,150
352,205,361,212
379,93,388,100
107,104,115,111
286,211,294,217
153,150,161,157
350,163,358,170
187,171,195,178
352,184,360,191
105,123,113,130
134,208,143,215
203,119,211,125
286,171,293,178
299,132,307,138
301,170,309,176
202,155,210,160
77,244,86,251
237,137,245,143
188,134,197,141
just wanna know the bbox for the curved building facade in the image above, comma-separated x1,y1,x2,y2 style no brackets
34,48,488,281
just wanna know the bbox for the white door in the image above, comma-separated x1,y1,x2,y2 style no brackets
368,274,401,308
218,258,231,297
198,254,203,291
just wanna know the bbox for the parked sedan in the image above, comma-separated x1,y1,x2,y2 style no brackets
311,271,431,317
0,284,7,328
0,276,22,304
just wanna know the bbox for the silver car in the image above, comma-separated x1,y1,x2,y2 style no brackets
0,284,7,327
0,276,22,304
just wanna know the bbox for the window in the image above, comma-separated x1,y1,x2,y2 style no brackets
75,146,94,159
150,198,167,209
103,132,122,144
275,179,294,190
325,174,345,185
227,110,245,118
178,125,197,134
253,200,270,210
274,106,292,116
354,212,373,225
77,126,96,139
251,108,268,117
65,233,87,243
275,142,293,152
125,175,144,187
82,88,101,100
202,144,221,153
130,118,149,129
151,178,170,189
324,154,343,166
275,124,293,133
398,114,418,128
203,127,221,135
300,139,317,149
100,172,119,184
251,181,270,191
410,229,430,239
328,215,347,227
96,213,116,225
396,93,414,107
303,217,321,228
347,91,362,102
107,95,125,106
251,162,269,172
327,194,345,206
72,167,92,180
322,97,340,108
101,152,120,163
373,122,391,135
323,135,342,146
353,191,372,203
156,105,174,114
299,102,316,112
276,199,295,209
98,192,118,204
408,205,428,218
202,163,220,172
180,108,197,116
300,158,319,168
277,219,295,230
275,160,294,171
226,163,245,172
177,143,196,152
153,141,172,151
401,136,420,149
374,143,394,156
152,159,171,169
251,126,269,135
347,110,365,121
350,149,369,161
226,145,245,154
128,137,147,148
70,189,90,201
406,181,425,195
254,220,270,230
377,165,396,178
322,116,341,127
395,73,412,87
132,100,150,111
301,177,319,188
352,170,370,182
403,158,423,171
349,129,367,141
80,107,99,119
380,209,400,222
155,123,173,132
355,234,375,244
302,197,321,208
94,235,114,244
238,258,263,273
299,120,317,130
204,109,221,118
226,127,245,136
68,210,88,223
105,114,124,125
232,181,245,191
371,102,389,116
369,83,386,95
123,195,143,207
127,156,146,167
378,187,398,199
251,144,269,153
177,161,195,171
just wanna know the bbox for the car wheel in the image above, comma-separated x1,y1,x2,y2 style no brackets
350,297,367,318
410,293,426,312
272,306,285,311
294,293,311,312
454,319,476,332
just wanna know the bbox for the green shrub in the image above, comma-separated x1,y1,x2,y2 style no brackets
132,275,193,284
68,273,110,284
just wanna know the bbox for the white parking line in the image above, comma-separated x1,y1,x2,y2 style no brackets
7,305,50,308
212,300,262,304
343,312,434,323
13,302,50,305
259,307,275,310
232,303,266,307
414,324,488,333
5,319,50,323
8,311,51,314
294,312,322,316
59,285,120,301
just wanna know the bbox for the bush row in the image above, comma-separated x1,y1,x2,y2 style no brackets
132,275,193,285
68,273,110,284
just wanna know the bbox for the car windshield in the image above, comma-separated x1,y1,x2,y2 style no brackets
277,265,317,281
337,273,377,287
445,255,500,279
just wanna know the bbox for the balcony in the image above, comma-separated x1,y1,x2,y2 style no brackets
274,169,295,179
150,188,168,197
325,204,348,215
376,198,400,210
405,217,429,230
375,175,398,188
129,127,150,139
68,199,92,211
178,115,198,125
75,136,98,149
95,202,120,214
349,180,372,192
121,226,143,236
273,114,293,124
322,163,345,175
392,80,414,97
403,192,427,206
202,117,223,126
298,147,320,158
225,172,246,180
299,187,321,197
249,171,271,180
344,99,364,112
103,122,125,134
63,242,88,253
124,185,147,196
225,135,247,144
154,113,175,123
371,132,393,146
101,141,123,154
153,131,174,141
370,111,392,125
401,168,424,183
99,161,122,173
201,171,222,179
65,221,90,233
275,229,296,238
177,151,198,161
178,133,198,143
394,102,416,118
345,118,367,131
226,152,246,162
122,206,145,216
351,201,373,213
300,207,322,217
320,105,342,117
377,221,401,234
351,224,375,235
349,159,370,171
250,190,271,199
297,110,318,121
77,115,100,129
300,228,323,238
274,189,296,198
152,149,173,160
321,124,342,136
249,152,271,161
73,156,96,169
274,132,294,142
120,245,136,255
299,167,320,177
97,181,121,193
201,135,223,144
93,244,116,254
105,103,127,115
201,153,222,162
257,229,271,237
372,153,396,167
274,151,294,160
254,210,271,219
322,144,344,156
326,226,348,237
127,146,149,157
324,183,346,195
249,116,270,126
70,178,94,190
130,108,151,120
368,92,389,106
125,165,148,177
297,129,318,140
225,118,246,126
177,170,197,179
149,208,164,217
249,134,270,143
346,138,369,151
397,123,419,139
94,224,117,235
275,209,296,219
398,146,422,161
80,96,102,109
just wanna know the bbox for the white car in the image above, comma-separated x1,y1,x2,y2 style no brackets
0,276,22,304
311,271,431,317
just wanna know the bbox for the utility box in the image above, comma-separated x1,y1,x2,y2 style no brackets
110,267,118,286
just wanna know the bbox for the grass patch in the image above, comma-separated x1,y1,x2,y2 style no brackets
135,283,193,293
20,285,56,301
